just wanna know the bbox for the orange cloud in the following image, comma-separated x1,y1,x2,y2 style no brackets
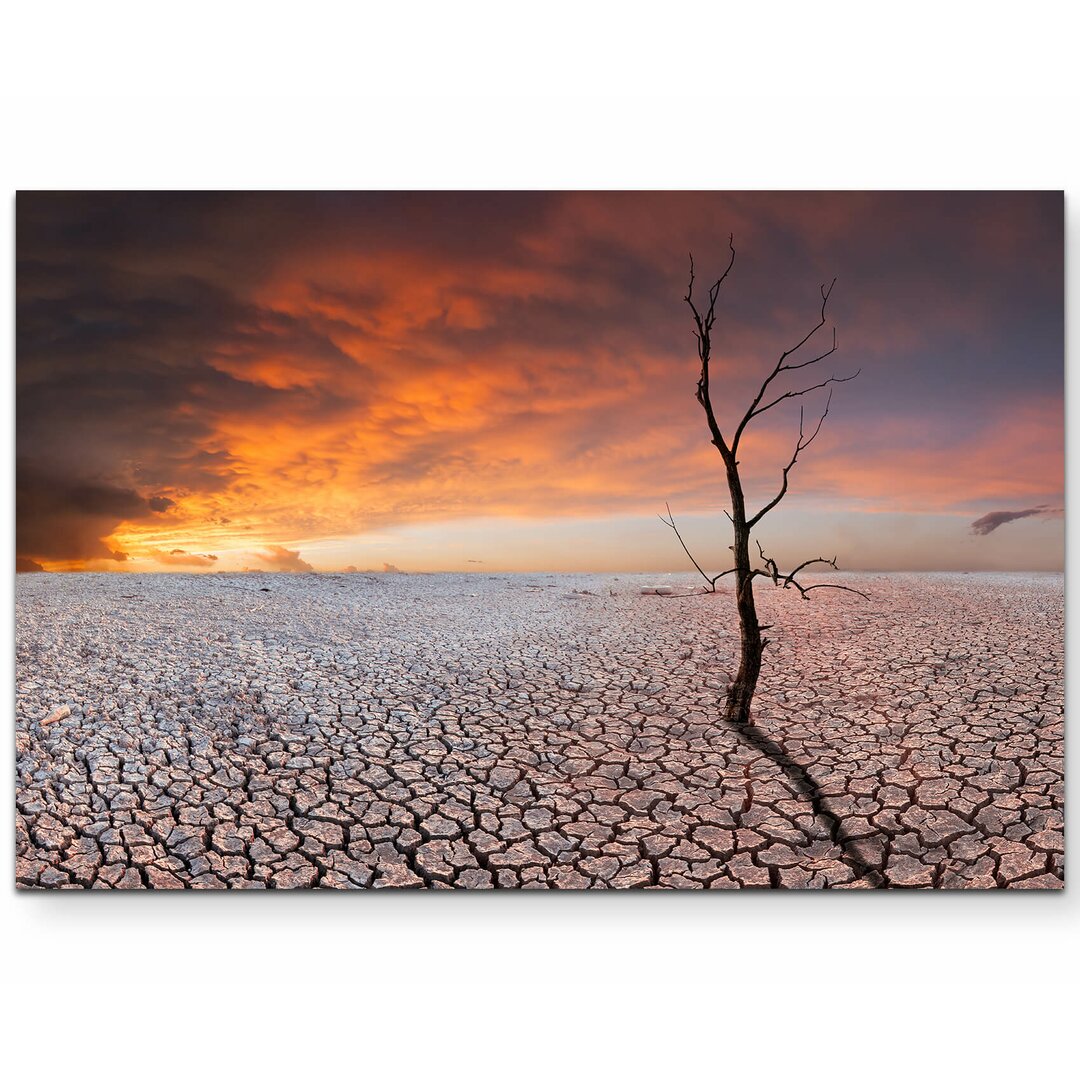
147,548,219,567
249,545,314,572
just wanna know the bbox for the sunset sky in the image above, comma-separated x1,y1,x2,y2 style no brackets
16,191,1063,574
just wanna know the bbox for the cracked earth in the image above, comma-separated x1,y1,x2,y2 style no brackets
15,571,1063,889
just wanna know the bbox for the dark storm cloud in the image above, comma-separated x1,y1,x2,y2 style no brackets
970,507,1051,536
15,466,168,561
16,213,371,563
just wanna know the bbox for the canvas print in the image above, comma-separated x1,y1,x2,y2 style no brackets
15,192,1063,890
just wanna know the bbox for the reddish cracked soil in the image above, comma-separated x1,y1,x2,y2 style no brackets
15,571,1063,889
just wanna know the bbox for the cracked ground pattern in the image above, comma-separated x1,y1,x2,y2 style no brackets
15,571,1063,889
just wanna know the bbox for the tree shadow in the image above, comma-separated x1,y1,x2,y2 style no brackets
731,718,886,888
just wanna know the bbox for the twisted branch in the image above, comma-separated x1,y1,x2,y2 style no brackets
755,540,870,601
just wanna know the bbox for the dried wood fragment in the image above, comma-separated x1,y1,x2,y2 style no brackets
41,705,71,726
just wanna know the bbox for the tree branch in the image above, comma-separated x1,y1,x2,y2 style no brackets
686,238,736,461
747,387,838,528
732,277,845,454
743,367,860,427
754,540,870,601
658,502,738,592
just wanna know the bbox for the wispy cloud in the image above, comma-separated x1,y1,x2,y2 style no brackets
970,506,1052,536
148,548,219,567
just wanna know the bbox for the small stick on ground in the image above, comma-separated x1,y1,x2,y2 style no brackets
41,705,71,726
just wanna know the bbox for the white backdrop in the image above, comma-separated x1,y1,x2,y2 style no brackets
3,4,1077,1077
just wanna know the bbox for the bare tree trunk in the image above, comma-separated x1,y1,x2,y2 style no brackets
725,462,762,725
681,241,863,729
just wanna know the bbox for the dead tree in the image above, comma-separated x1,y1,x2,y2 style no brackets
664,236,866,726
